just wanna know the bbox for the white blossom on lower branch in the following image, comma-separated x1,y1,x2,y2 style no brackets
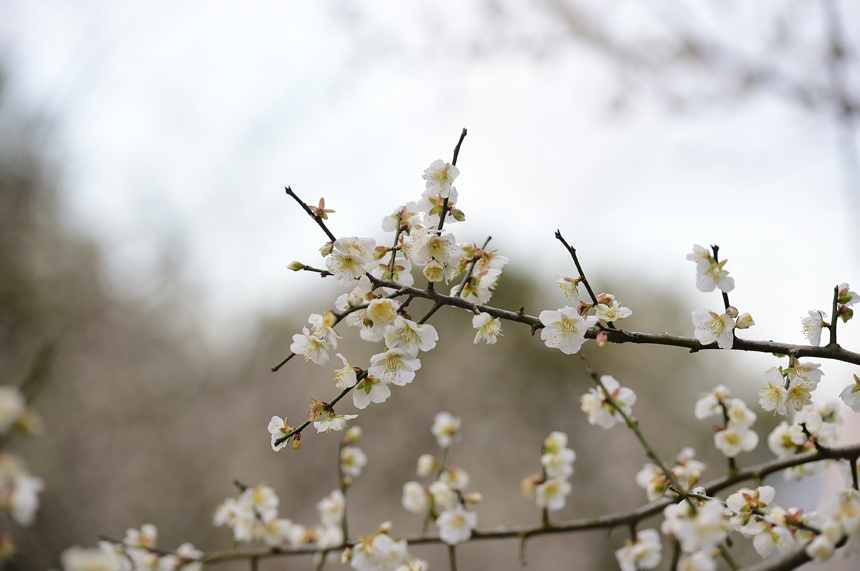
580,375,636,429
614,528,662,571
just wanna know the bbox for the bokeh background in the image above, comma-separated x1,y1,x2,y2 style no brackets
1,1,859,569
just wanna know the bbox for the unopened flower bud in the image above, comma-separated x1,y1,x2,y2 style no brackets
292,433,301,450
735,312,755,329
288,261,307,271
596,331,608,347
521,474,540,497
341,547,352,563
378,521,393,534
320,242,333,257
464,492,483,504
344,426,362,445
725,306,739,319
596,293,615,305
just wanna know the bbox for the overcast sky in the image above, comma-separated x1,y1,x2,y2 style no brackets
2,1,859,398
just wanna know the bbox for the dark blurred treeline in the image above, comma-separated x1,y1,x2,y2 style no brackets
1,67,787,570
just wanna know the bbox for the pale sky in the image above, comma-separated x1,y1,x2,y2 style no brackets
2,0,859,394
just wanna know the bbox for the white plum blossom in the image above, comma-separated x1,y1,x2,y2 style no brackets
382,202,420,233
691,309,734,349
539,307,598,355
767,421,809,458
402,482,428,514
725,398,757,428
801,310,827,346
839,374,860,412
541,447,576,479
676,551,717,571
758,362,822,414
615,528,662,571
694,385,732,419
407,227,463,283
326,237,376,285
837,282,858,314
555,275,581,300
333,353,358,390
61,545,124,571
753,521,796,558
796,401,841,447
317,489,345,527
662,500,729,554
367,255,414,287
428,481,458,510
308,312,340,346
431,412,461,448
422,159,459,198
685,244,711,264
0,386,25,435
341,446,368,478
694,386,757,464
724,485,775,536
636,448,705,501
455,268,502,304
758,367,789,415
290,327,333,365
785,361,824,386
439,466,470,490
365,298,402,334
595,293,632,322
416,454,437,477
535,476,572,511
735,312,755,329
350,533,409,571
472,312,502,344
806,534,836,561
714,425,758,458
383,317,438,356
687,245,735,292
436,505,477,545
368,349,421,386
353,376,392,409
580,375,636,429
0,452,44,527
314,413,358,434
268,416,292,451
812,487,860,559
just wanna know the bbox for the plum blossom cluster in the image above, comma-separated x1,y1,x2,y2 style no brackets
636,447,705,501
61,525,202,571
0,385,44,561
580,375,637,429
767,400,842,481
283,157,513,446
401,412,480,546
614,529,662,571
213,483,345,551
694,385,759,458
801,283,857,346
347,522,427,571
521,431,575,512
802,284,856,348
757,361,824,415
687,245,754,350
661,496,730,568
721,485,813,559
540,283,632,355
